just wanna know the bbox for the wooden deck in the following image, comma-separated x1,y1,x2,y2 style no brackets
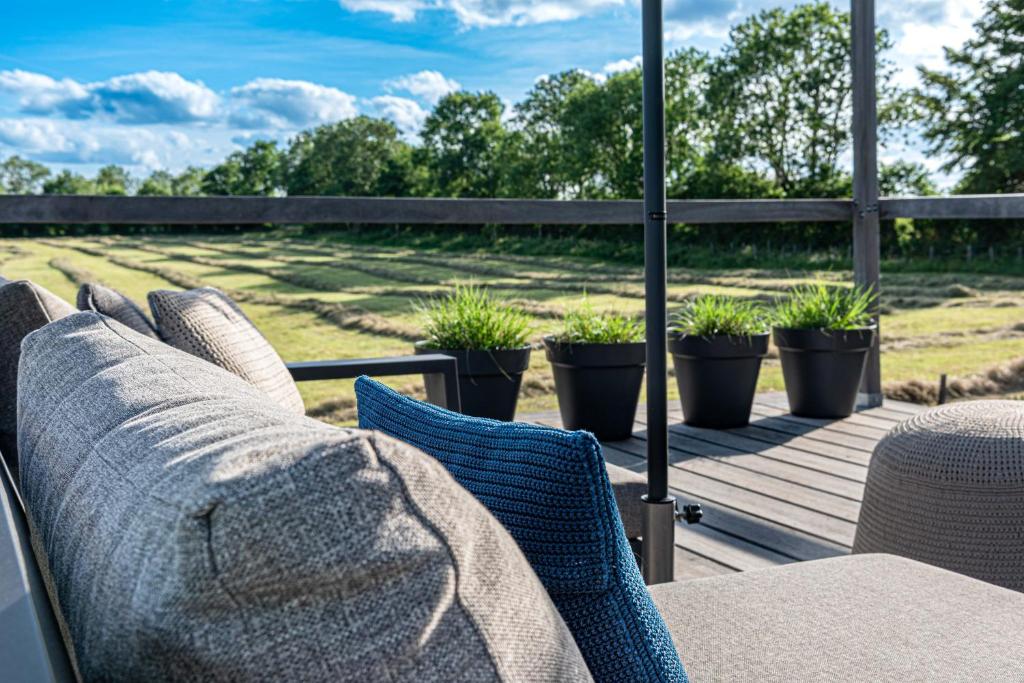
525,393,927,581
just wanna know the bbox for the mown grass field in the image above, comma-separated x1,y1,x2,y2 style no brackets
2,233,1022,424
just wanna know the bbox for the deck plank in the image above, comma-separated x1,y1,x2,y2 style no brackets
603,440,858,547
631,416,867,494
606,432,864,524
523,392,922,580
602,443,850,561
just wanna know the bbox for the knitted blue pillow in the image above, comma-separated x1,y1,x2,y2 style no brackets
356,376,687,683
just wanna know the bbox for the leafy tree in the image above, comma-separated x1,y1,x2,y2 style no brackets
510,70,597,198
139,168,205,197
285,116,413,197
561,69,645,198
509,50,718,200
94,165,133,195
417,92,507,197
43,170,96,195
0,156,50,194
202,155,244,195
172,167,206,196
705,2,905,197
664,49,716,197
202,141,282,196
138,170,175,196
238,141,283,196
879,161,937,197
916,0,1024,194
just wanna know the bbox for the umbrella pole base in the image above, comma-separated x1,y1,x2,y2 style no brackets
641,495,676,585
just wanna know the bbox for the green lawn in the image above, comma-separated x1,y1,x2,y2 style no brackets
4,233,1022,422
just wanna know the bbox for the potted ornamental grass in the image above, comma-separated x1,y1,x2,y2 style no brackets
415,284,532,421
668,295,770,428
543,300,645,441
772,283,877,418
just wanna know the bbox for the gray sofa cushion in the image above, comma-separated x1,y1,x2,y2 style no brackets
0,280,75,478
650,553,1024,681
77,282,160,339
148,287,306,415
17,312,591,682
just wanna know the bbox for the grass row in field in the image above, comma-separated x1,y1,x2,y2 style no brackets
51,240,421,341
117,235,1024,353
152,236,1024,351
288,225,1024,276
204,234,1024,313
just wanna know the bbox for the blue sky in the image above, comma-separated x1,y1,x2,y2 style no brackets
0,0,983,181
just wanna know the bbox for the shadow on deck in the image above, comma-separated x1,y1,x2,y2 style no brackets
525,392,926,580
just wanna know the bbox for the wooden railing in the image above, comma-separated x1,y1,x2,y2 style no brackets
2,193,1022,224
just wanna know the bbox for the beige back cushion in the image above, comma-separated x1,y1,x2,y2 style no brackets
0,280,76,477
77,283,160,339
148,287,306,415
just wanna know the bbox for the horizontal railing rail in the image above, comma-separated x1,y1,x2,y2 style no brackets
1,194,1023,226
0,195,852,225
879,195,1024,221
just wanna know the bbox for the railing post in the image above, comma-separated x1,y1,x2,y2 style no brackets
640,0,675,585
851,0,883,408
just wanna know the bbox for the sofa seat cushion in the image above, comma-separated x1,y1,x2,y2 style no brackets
148,287,305,415
77,282,160,339
17,313,591,682
650,553,1024,682
0,280,75,478
356,377,686,683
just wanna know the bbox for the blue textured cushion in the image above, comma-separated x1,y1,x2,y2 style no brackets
356,376,687,683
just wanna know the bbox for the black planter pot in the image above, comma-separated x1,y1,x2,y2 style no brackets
669,333,770,429
415,342,531,421
773,327,876,419
543,337,646,441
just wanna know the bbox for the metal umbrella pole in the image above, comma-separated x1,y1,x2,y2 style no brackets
640,0,676,585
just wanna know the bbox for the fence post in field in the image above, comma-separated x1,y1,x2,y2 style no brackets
851,0,883,408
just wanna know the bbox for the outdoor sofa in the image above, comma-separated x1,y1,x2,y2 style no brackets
3,278,1024,682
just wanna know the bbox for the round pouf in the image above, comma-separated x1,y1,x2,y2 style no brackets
853,400,1024,592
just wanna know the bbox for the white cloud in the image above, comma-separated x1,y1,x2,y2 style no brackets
339,0,430,22
0,70,88,113
0,69,219,124
882,0,984,87
0,118,198,170
664,18,730,45
386,70,461,104
228,78,358,130
602,56,641,75
339,0,624,27
369,95,428,138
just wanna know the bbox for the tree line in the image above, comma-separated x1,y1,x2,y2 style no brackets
2,1,1022,254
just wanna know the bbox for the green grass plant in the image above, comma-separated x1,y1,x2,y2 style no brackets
773,283,876,330
669,295,768,337
551,299,643,344
416,283,531,350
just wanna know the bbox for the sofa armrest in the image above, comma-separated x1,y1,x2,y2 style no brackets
286,354,461,412
606,463,646,540
0,455,75,682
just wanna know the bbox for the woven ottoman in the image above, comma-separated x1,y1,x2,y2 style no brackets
853,400,1024,591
